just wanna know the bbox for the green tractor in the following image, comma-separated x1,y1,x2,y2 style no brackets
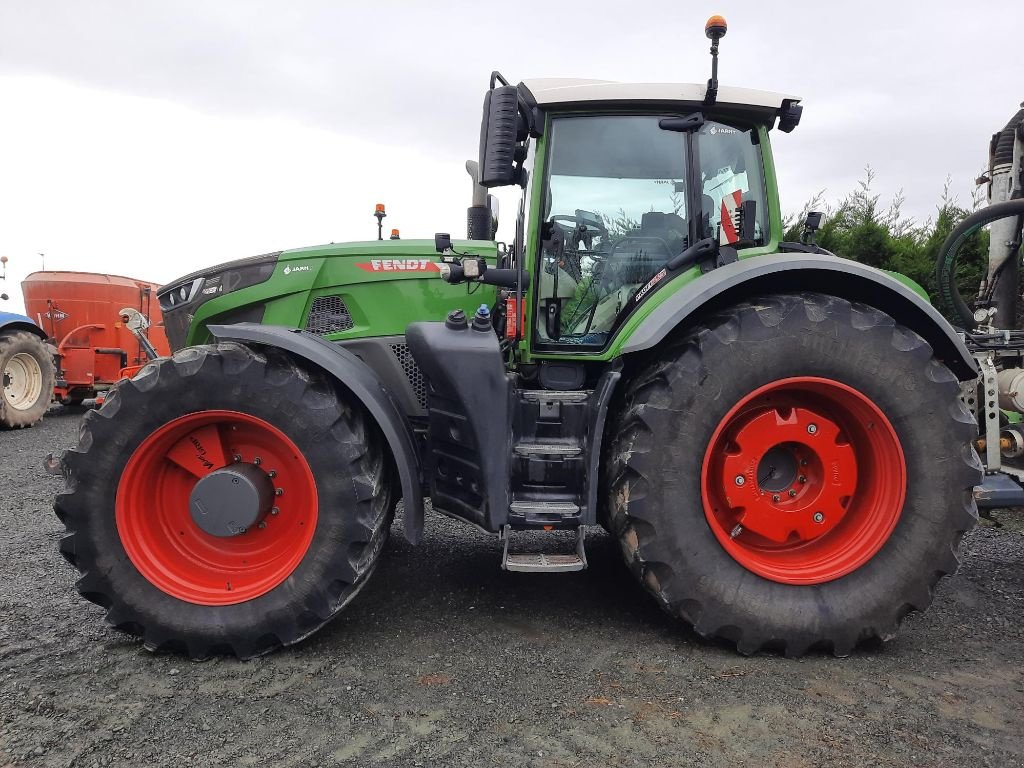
56,17,980,659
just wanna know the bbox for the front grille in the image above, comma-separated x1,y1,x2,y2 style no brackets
162,307,192,351
390,343,427,410
305,295,353,335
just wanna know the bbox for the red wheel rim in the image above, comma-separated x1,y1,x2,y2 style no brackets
701,377,905,585
116,410,318,605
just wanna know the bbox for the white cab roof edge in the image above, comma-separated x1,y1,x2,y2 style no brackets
520,78,800,111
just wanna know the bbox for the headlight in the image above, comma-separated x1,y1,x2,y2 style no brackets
158,252,280,312
162,278,205,309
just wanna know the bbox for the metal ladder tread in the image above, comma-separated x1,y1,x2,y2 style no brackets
500,526,588,573
509,500,581,514
513,442,583,456
520,390,590,403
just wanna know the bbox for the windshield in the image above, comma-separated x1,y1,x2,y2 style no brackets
535,114,767,348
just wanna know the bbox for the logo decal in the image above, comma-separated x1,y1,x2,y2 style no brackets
44,309,69,322
634,268,668,303
356,259,440,273
282,264,312,275
189,435,215,470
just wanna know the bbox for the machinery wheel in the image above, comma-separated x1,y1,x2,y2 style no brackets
55,342,393,659
606,293,980,656
0,330,55,429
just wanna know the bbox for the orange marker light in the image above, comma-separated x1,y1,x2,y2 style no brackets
705,14,727,38
390,229,400,240
375,203,386,214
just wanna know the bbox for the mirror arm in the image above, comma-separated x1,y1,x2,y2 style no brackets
666,237,718,272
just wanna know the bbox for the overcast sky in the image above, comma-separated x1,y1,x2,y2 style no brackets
1,1,1021,314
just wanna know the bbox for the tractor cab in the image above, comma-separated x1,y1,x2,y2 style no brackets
514,79,797,350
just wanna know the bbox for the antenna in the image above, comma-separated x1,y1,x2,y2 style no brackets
38,251,46,270
703,15,728,106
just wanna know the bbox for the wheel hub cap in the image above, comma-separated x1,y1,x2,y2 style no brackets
718,405,856,545
189,463,275,537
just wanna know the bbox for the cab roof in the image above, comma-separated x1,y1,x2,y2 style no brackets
520,78,800,112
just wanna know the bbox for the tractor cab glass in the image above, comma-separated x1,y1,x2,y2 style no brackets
534,114,768,348
697,121,768,245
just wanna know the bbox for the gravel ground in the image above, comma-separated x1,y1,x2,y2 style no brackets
1,407,1023,767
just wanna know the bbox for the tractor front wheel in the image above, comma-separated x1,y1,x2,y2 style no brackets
55,343,393,659
606,293,980,656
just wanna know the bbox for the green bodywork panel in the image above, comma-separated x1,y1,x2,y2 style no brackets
184,239,498,347
884,270,930,301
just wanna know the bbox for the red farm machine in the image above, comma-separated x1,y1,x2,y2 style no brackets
21,271,170,406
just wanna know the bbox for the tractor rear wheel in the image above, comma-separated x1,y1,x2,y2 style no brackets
0,330,55,428
55,342,393,659
606,293,980,656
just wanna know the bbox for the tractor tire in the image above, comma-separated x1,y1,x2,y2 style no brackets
0,330,55,429
55,342,394,659
605,293,980,656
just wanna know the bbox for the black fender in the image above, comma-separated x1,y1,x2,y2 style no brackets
208,323,425,544
622,253,977,380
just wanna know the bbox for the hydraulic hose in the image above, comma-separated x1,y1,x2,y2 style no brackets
934,198,1024,329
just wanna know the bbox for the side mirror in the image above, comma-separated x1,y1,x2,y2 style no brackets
0,293,8,301
478,85,525,188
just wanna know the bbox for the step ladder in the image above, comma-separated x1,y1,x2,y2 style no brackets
500,525,587,573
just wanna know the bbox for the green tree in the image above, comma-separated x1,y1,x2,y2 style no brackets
785,168,989,323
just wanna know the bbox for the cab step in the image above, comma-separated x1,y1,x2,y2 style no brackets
513,442,582,456
500,526,587,573
509,500,580,515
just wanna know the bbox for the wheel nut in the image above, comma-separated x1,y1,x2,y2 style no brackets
788,489,797,497
772,494,780,502
268,470,277,479
798,475,807,483
734,475,745,486
271,507,280,516
258,521,267,529
233,454,242,463
813,512,824,523
275,488,284,497
253,457,262,466
807,424,818,435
